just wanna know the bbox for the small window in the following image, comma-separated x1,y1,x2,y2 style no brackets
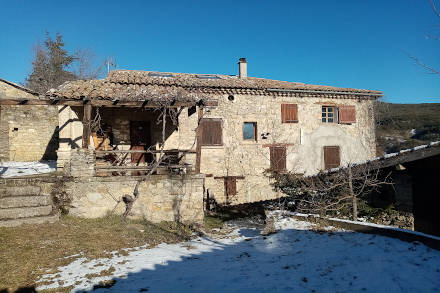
200,118,223,146
322,106,336,123
323,146,340,169
270,146,287,172
243,122,257,141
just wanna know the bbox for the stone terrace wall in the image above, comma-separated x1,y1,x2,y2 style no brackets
0,174,205,225
0,105,59,161
65,174,205,224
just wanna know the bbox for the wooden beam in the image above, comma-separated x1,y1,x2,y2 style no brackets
195,106,204,174
95,149,196,154
213,176,245,180
82,104,92,148
0,98,218,107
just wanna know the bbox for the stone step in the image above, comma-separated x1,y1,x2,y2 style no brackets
0,214,59,228
0,205,52,220
0,185,41,198
0,195,51,209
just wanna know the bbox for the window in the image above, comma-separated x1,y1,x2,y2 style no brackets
270,146,287,172
225,177,237,196
243,122,257,141
200,118,223,146
338,105,356,124
322,106,336,123
281,104,298,123
323,146,340,169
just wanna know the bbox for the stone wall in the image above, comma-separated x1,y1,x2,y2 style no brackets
0,174,205,225
0,105,59,161
65,174,204,224
58,94,377,206
197,94,376,205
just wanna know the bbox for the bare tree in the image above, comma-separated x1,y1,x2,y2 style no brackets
72,49,106,80
407,0,440,75
272,164,393,220
114,93,206,220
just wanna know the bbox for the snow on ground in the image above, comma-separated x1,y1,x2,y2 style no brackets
36,215,440,292
0,161,56,178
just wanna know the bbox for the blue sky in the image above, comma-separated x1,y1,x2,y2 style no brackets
0,0,439,103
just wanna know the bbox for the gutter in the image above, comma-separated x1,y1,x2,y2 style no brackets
266,88,383,97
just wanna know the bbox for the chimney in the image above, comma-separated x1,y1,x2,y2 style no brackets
238,58,247,79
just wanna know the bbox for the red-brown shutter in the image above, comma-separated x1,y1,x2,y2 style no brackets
201,118,223,146
338,106,356,124
281,104,298,123
270,146,287,172
324,146,340,169
224,177,237,196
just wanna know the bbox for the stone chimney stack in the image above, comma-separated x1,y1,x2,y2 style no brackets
238,58,247,79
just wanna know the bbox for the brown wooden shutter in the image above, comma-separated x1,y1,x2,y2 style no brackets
324,146,340,169
224,177,237,196
201,118,223,146
281,104,298,123
270,146,287,172
338,106,356,124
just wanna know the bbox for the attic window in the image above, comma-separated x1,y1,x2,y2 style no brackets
148,72,173,78
196,75,221,79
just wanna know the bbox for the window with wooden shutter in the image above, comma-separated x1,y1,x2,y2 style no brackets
225,177,237,196
338,106,356,124
200,118,223,146
270,146,287,172
281,104,298,123
323,146,340,170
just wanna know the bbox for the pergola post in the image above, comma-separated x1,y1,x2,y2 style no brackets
82,103,92,149
195,106,204,174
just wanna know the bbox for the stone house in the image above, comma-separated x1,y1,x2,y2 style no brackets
0,79,58,162
0,59,382,224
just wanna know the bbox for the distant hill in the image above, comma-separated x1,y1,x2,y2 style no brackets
375,103,440,155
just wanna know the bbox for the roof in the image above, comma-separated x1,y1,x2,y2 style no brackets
327,141,440,174
0,78,39,100
46,70,382,100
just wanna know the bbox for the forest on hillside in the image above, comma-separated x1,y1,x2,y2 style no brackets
375,103,440,155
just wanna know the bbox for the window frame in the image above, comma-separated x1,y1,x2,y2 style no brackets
243,122,257,141
321,105,337,123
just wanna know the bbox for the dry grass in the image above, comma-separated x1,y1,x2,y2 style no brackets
0,214,193,292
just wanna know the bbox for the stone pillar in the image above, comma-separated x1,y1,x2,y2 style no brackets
57,106,83,170
68,149,96,177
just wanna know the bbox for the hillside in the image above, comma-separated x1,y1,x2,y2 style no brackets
376,103,440,155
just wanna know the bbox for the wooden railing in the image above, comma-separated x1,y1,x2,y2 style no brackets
94,149,196,174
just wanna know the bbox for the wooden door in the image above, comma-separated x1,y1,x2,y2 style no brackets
324,146,340,169
130,121,151,164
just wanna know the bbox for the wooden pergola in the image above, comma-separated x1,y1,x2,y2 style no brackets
0,97,218,174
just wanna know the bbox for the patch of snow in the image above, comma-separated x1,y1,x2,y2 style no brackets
36,216,440,293
0,161,56,178
410,129,417,136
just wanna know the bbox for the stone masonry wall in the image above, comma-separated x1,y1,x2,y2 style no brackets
65,174,205,225
58,94,377,207
0,174,205,225
0,105,59,161
188,94,377,205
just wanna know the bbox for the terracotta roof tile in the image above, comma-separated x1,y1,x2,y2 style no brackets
46,70,382,100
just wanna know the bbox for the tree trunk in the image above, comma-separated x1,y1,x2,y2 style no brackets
348,165,357,220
